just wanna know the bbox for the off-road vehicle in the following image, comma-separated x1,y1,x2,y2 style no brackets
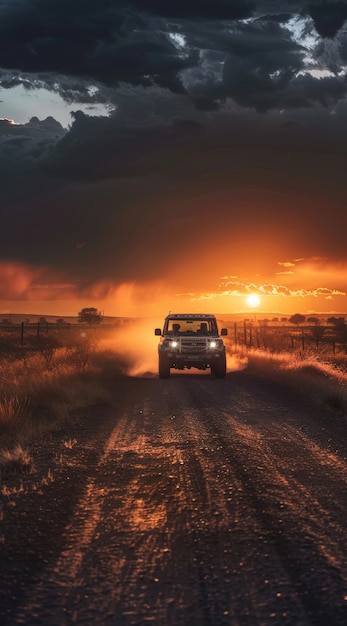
154,313,228,378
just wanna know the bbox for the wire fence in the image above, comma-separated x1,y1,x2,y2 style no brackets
224,321,347,355
0,321,119,349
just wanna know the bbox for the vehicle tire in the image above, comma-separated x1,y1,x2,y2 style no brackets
158,353,170,378
212,357,226,379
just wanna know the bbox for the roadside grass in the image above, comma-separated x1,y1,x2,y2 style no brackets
0,335,114,475
240,347,347,413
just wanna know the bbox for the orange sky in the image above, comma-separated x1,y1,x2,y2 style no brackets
0,256,346,319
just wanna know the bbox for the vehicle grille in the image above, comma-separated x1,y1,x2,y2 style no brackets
179,339,207,354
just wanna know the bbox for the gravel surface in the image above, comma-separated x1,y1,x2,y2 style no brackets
1,370,347,626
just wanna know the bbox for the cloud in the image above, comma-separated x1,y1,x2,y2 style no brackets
0,0,197,97
0,105,346,292
0,117,15,126
0,261,42,298
0,115,64,166
1,0,347,114
287,258,347,292
129,0,255,20
307,2,347,38
41,108,207,181
200,280,346,300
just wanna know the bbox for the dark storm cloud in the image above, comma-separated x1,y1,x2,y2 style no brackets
0,0,197,95
219,21,306,111
308,2,347,38
41,104,207,182
0,103,346,289
0,115,64,166
42,110,157,180
1,0,347,114
128,0,255,20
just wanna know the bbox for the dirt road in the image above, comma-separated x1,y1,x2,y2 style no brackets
1,370,347,625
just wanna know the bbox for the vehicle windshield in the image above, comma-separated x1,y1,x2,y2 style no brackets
166,318,218,336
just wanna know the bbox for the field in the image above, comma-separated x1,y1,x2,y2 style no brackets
0,324,115,457
0,317,346,472
220,316,347,414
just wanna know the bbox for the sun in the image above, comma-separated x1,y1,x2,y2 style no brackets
246,294,261,308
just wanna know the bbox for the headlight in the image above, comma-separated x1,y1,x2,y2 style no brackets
209,340,224,349
170,340,178,348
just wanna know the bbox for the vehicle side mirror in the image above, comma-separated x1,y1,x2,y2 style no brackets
154,328,162,336
221,328,228,336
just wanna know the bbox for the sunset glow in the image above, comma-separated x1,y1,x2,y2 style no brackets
246,294,261,309
1,263,347,319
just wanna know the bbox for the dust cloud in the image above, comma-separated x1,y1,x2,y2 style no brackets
99,318,160,377
226,353,248,373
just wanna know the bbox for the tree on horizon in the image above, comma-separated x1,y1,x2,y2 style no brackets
77,307,103,326
289,313,306,326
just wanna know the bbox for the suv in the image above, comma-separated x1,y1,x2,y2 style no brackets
154,313,228,378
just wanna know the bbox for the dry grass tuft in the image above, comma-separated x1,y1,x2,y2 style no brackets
0,444,32,479
0,395,32,428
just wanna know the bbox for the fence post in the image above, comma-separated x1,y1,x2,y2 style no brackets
301,330,305,350
21,322,24,346
244,320,247,346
